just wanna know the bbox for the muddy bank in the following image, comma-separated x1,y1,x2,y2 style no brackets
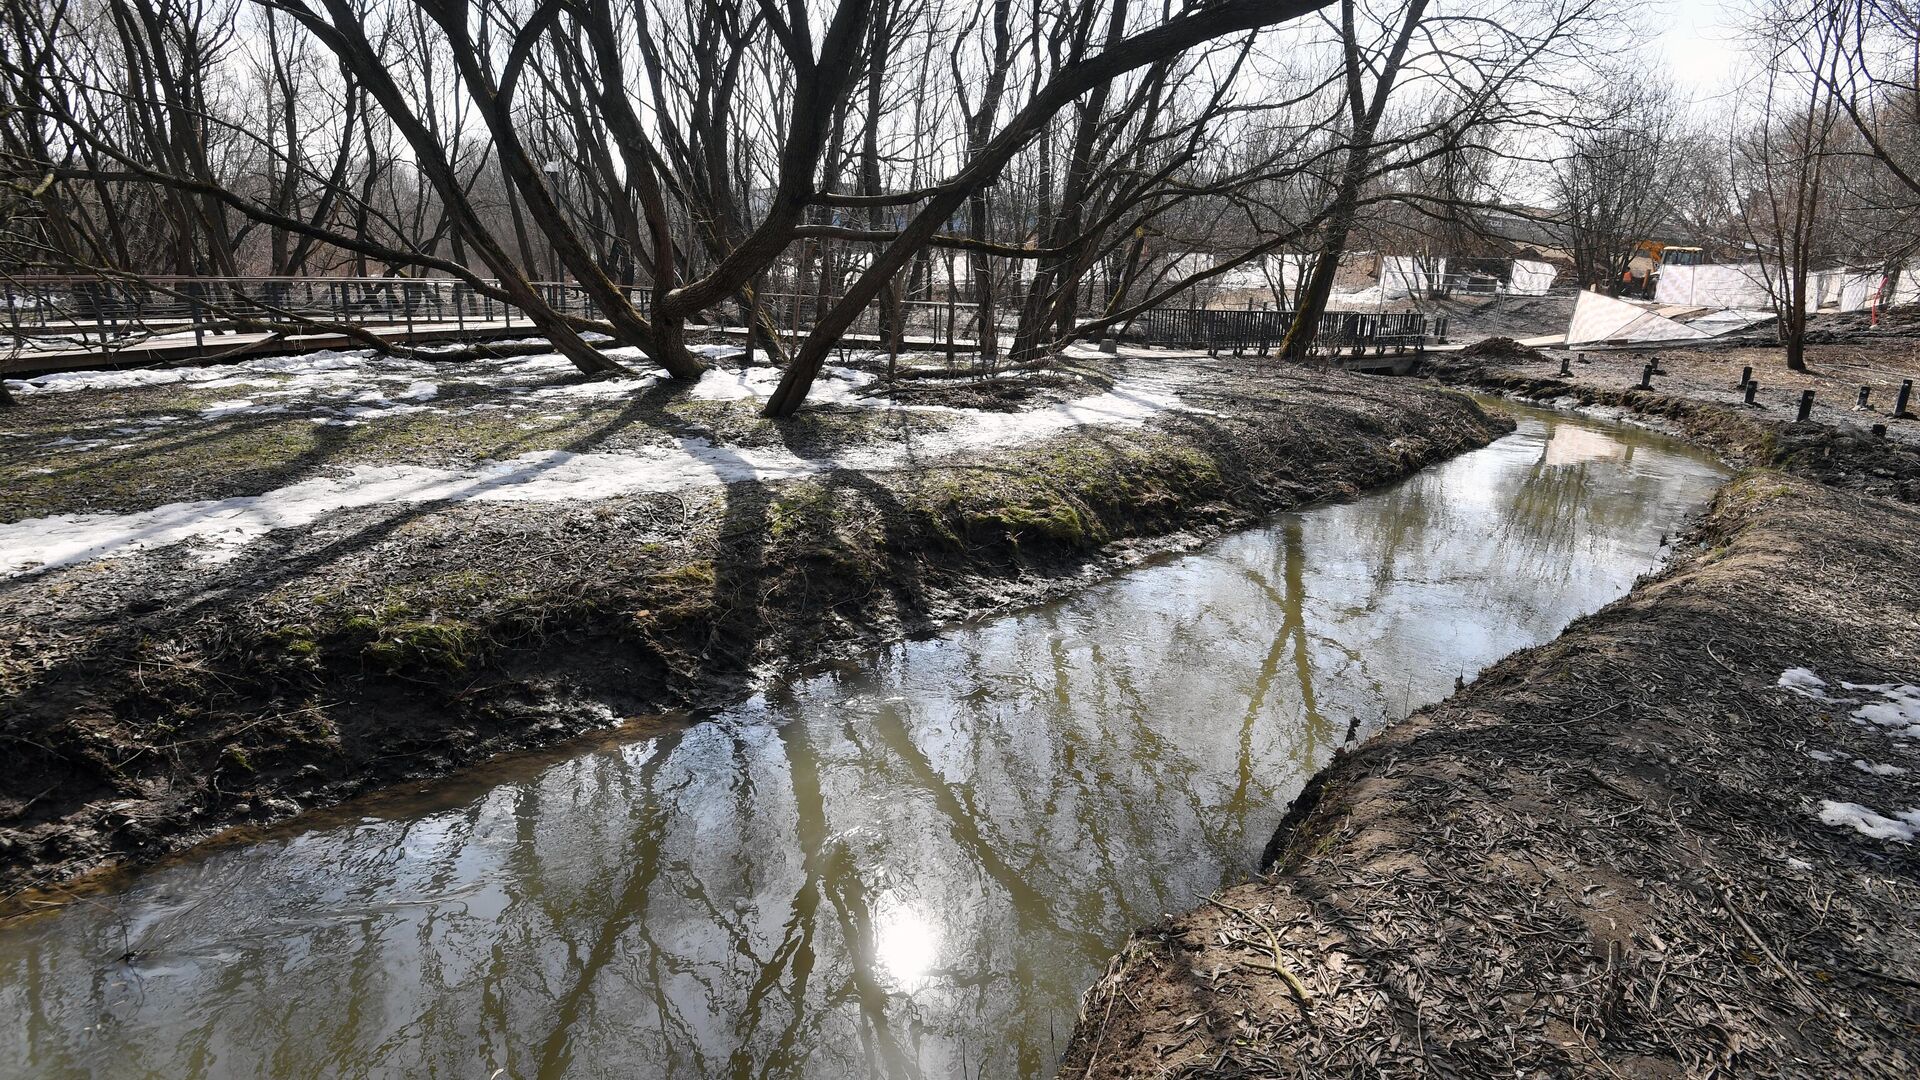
1060,443,1920,1073
0,357,1506,898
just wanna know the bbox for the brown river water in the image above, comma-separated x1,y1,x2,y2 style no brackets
0,402,1729,1079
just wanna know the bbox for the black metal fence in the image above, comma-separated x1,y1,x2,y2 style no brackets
2,277,605,349
1127,306,1440,354
0,276,997,355
4,275,1444,361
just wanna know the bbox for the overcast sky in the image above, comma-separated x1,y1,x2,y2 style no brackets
1652,0,1747,105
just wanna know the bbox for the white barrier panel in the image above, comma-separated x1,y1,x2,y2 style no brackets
1509,259,1558,296
1380,255,1446,299
1655,263,1774,309
1211,253,1312,294
1657,261,1916,313
1565,291,1711,347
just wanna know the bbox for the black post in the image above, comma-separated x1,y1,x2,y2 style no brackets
1796,389,1815,422
1638,363,1654,390
1558,355,1571,376
1895,379,1914,419
1856,385,1871,410
1739,365,1752,389
1744,380,1760,406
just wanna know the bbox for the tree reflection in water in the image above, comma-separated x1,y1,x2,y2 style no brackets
0,404,1727,1080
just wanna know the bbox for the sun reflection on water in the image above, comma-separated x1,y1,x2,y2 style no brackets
873,903,941,991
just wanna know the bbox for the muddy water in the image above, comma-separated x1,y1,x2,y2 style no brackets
0,404,1727,1079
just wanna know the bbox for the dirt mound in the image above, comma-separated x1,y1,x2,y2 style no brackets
1771,421,1920,503
1809,303,1920,341
1457,335,1548,363
1433,291,1577,344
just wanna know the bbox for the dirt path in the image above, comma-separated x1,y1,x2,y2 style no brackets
1060,359,1920,1078
0,352,1507,899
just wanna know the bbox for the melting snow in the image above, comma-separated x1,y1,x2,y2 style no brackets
1777,667,1920,734
0,366,1192,575
1816,800,1920,842
1778,668,1842,700
1848,684,1920,736
1785,669,1920,843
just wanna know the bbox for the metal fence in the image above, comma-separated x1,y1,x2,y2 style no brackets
3,276,605,348
3,275,1443,360
0,276,1000,355
1127,306,1438,353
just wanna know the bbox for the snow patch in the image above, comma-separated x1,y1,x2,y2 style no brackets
1816,800,1920,842
200,398,287,419
0,445,810,574
688,363,874,406
3,342,1197,574
1780,667,1920,738
1778,667,1841,700
1847,683,1920,736
528,375,664,401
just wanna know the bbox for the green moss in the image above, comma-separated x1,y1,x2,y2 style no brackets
360,618,480,673
260,622,321,658
220,745,254,773
903,431,1226,553
653,560,715,589
767,484,838,541
963,498,1098,547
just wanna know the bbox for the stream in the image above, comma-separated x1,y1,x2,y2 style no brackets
0,401,1729,1079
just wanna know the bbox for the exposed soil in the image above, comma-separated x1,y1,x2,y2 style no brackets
1456,334,1546,362
1061,353,1920,1077
1428,292,1578,344
0,353,1508,901
1422,344,1920,502
1431,307,1920,451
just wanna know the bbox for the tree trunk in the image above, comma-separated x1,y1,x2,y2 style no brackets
1277,0,1426,360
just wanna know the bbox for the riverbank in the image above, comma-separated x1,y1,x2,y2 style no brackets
0,350,1507,899
1061,364,1920,1077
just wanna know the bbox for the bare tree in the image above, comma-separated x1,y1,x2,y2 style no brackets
1554,77,1685,294
1736,0,1851,372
